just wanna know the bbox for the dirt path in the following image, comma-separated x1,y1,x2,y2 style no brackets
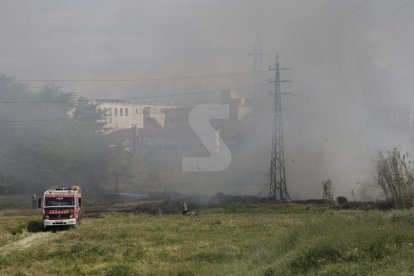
0,232,52,256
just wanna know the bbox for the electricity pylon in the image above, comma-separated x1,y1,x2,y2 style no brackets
269,55,289,200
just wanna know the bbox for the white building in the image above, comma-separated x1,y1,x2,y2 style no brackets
96,99,176,130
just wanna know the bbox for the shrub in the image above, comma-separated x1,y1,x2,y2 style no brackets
336,196,348,205
322,179,333,203
288,244,343,273
376,148,414,209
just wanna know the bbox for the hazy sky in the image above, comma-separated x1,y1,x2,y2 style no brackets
1,0,412,100
1,0,414,198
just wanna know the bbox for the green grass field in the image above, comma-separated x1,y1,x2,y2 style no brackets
1,204,414,275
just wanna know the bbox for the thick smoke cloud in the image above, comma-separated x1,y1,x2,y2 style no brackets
0,0,413,199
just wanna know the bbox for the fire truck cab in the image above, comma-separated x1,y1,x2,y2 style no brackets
38,186,82,228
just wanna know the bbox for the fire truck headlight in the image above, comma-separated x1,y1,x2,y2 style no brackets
69,215,74,218
44,215,49,219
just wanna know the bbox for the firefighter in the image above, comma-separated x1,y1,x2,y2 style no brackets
32,193,37,209
181,201,188,215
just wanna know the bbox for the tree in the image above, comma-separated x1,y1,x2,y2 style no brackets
322,179,333,202
58,96,116,191
376,147,414,209
0,75,136,194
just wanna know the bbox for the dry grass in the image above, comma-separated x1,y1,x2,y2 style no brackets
0,204,414,275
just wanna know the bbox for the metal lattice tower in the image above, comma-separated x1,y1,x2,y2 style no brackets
269,55,289,200
248,32,269,98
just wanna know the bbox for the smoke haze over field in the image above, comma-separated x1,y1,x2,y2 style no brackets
1,0,414,199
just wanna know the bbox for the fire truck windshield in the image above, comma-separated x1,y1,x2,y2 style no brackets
45,197,74,207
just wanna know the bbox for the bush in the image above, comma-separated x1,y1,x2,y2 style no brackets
288,244,343,273
336,196,348,205
376,148,414,209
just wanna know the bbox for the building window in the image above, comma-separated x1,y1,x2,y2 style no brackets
143,107,150,117
114,108,118,116
125,108,128,116
106,108,112,116
136,108,138,114
120,108,123,117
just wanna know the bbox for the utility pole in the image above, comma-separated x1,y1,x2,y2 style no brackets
248,32,269,98
132,124,138,153
269,55,289,200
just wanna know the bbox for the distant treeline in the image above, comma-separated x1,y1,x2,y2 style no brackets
0,74,143,195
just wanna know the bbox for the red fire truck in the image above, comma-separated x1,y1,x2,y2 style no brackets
38,186,82,228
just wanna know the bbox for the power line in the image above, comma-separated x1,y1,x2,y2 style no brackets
285,0,370,63
0,84,272,123
122,83,268,100
0,71,258,83
0,117,93,123
0,99,68,104
0,83,270,104
330,0,370,31
377,0,414,25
